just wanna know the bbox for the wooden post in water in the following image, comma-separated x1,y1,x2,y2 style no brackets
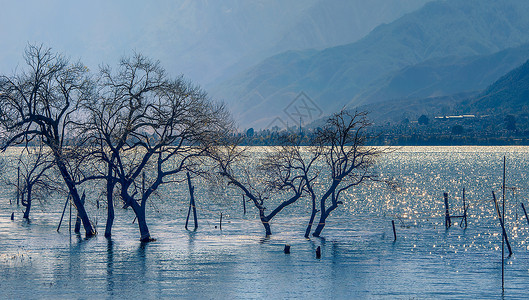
242,195,246,215
502,157,506,293
492,191,513,256
316,246,321,259
392,220,397,241
284,244,291,254
521,202,529,226
219,212,223,230
16,166,20,206
57,194,70,232
444,193,451,228
69,201,72,233
185,172,198,230
462,188,468,228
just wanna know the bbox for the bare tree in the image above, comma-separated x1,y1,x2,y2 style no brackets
85,54,231,242
308,110,382,237
15,141,58,219
210,110,383,238
209,137,306,236
0,45,96,236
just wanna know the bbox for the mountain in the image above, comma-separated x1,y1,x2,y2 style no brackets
213,0,529,129
466,59,529,113
0,0,430,89
358,56,529,125
209,0,432,88
355,43,529,104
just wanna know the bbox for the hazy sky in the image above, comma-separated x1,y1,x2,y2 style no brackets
0,0,312,85
0,0,431,88
1,1,180,74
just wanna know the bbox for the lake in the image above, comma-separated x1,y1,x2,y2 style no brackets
1,146,529,299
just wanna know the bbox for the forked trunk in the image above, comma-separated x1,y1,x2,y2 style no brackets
56,161,94,237
259,209,272,236
305,208,317,238
312,204,339,237
312,189,338,237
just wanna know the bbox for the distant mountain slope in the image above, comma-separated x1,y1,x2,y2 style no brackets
213,0,529,128
358,92,475,125
271,0,432,52
212,0,432,87
467,59,529,113
0,0,431,88
355,43,529,104
360,57,529,125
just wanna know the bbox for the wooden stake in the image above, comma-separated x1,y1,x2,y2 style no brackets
57,194,70,232
185,172,198,230
16,166,20,206
444,193,451,228
502,156,506,293
316,246,321,259
462,188,468,228
69,201,72,233
492,191,513,256
243,194,246,215
392,220,397,241
284,244,291,254
219,212,223,230
522,202,529,226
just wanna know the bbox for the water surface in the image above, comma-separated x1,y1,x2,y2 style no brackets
1,146,529,299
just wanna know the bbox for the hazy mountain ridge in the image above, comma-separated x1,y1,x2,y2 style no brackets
213,0,529,128
361,56,529,126
356,43,529,104
466,59,529,113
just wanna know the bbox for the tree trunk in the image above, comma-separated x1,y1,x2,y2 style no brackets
312,211,327,237
74,192,86,233
23,186,31,219
262,217,272,236
259,209,272,236
105,200,114,238
105,166,115,238
304,196,317,238
312,189,338,237
56,162,94,237
312,203,340,237
130,198,152,242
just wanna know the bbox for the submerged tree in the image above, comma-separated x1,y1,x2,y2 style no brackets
15,141,58,219
208,137,307,236
0,45,96,236
85,54,231,241
308,110,382,237
210,110,383,238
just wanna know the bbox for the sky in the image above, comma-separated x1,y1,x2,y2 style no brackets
0,0,311,86
1,1,179,75
0,0,430,90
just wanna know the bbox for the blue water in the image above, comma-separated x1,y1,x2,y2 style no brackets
1,146,529,299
